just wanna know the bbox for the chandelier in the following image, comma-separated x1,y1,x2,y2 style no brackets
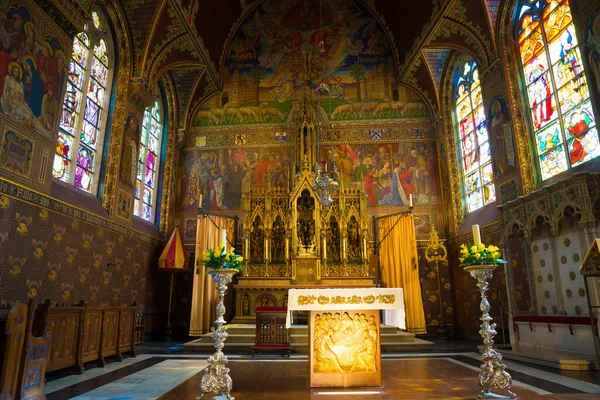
312,161,339,207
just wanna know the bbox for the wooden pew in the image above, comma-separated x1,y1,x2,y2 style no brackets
34,300,84,374
33,301,138,374
0,303,27,399
0,300,51,400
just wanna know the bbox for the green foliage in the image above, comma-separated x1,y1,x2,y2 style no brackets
459,243,507,266
349,62,367,81
248,67,267,85
198,246,244,272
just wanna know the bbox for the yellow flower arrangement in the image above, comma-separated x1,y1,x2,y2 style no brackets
198,246,244,272
459,243,506,266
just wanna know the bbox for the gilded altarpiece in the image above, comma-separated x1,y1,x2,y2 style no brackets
233,92,373,323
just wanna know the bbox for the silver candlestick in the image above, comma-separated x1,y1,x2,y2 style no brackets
464,265,516,399
197,268,239,400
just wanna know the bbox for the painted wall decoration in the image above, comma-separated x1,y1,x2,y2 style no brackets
192,0,429,127
321,142,439,206
184,218,196,239
116,189,132,221
586,5,600,100
120,112,140,187
487,95,516,179
0,181,163,310
0,2,67,135
180,146,293,210
0,129,33,176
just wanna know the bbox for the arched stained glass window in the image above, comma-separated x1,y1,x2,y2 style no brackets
517,0,599,180
454,60,496,213
134,100,163,222
53,9,114,194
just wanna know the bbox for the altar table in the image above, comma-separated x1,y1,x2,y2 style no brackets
286,288,405,387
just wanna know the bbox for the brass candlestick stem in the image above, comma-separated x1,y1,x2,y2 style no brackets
197,268,238,400
464,265,516,399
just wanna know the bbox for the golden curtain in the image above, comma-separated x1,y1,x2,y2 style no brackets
189,216,233,336
379,214,426,334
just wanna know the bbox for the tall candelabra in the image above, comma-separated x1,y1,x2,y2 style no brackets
197,268,238,400
464,265,516,399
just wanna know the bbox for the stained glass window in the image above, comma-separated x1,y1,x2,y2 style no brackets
134,100,163,222
53,9,114,194
454,60,496,213
517,0,599,180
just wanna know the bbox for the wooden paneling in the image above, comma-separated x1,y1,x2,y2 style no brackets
0,303,28,399
0,301,51,400
34,301,137,374
102,308,120,362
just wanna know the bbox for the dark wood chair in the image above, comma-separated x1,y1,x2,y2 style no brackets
251,306,291,357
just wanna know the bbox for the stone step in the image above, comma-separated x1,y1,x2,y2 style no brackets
500,347,598,371
185,324,417,348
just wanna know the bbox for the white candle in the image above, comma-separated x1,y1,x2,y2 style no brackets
472,225,481,246
265,239,269,259
220,228,227,252
285,238,289,260
199,193,203,207
409,194,413,207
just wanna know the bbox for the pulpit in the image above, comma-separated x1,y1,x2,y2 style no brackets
287,288,405,388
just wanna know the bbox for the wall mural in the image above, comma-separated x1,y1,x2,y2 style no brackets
180,146,293,210
487,95,516,179
586,4,600,100
120,112,140,187
0,2,66,135
178,140,439,211
322,142,439,206
192,0,429,127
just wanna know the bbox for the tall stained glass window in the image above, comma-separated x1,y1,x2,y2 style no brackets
134,100,163,222
517,0,599,180
455,60,496,213
53,9,114,194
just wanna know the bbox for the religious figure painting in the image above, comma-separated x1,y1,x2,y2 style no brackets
192,0,429,127
586,5,600,101
120,112,139,187
180,146,292,210
487,95,516,178
0,3,66,135
0,128,33,176
321,142,439,206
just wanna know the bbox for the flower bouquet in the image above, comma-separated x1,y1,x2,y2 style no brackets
198,246,244,272
459,243,506,267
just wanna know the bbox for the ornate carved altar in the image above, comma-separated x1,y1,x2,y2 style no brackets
233,90,374,323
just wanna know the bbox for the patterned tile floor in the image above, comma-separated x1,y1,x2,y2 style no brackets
44,340,600,400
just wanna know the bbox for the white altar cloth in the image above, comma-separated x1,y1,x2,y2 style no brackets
286,288,405,329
